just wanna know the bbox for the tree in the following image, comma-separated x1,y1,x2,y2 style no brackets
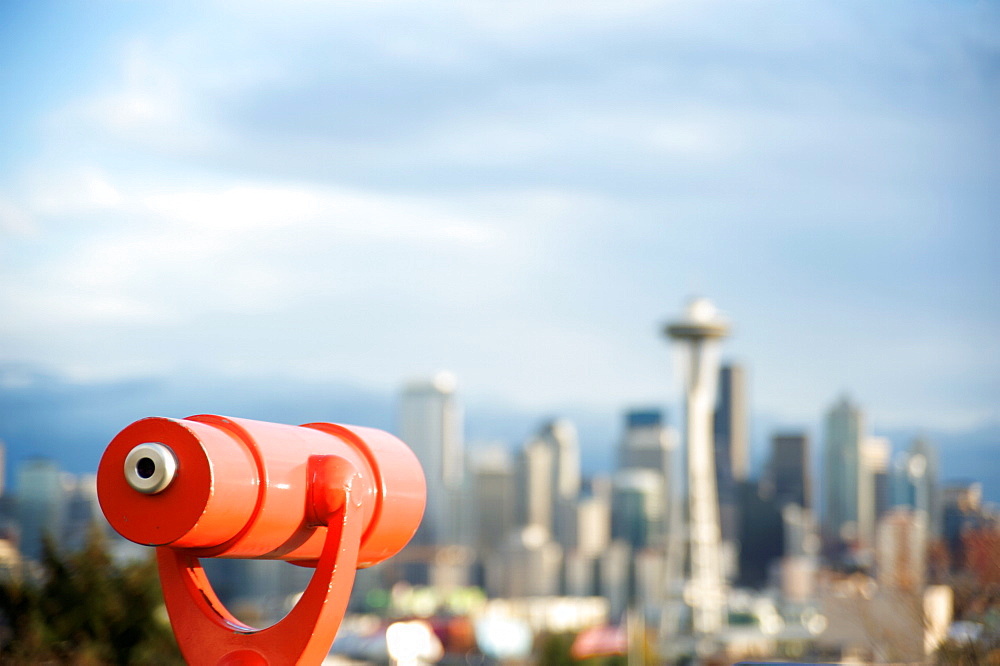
0,527,182,665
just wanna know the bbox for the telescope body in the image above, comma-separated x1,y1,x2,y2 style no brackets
98,414,424,567
96,414,426,665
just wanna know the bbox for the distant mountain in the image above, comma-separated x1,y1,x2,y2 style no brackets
0,363,395,488
1,362,996,504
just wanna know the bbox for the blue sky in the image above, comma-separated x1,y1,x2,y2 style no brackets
1,0,998,442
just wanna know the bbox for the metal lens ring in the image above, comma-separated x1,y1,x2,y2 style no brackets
124,442,178,494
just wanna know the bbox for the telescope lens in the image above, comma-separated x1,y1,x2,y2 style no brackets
136,457,156,479
124,442,178,494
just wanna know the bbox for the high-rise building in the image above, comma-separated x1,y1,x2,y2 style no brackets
575,491,611,557
565,480,611,598
941,482,988,571
768,433,811,510
619,409,676,472
517,435,555,533
617,409,677,554
822,396,865,556
877,508,928,593
63,474,105,552
516,419,580,549
714,364,748,546
715,364,749,482
611,469,665,550
469,445,516,559
486,525,562,598
736,480,784,589
665,297,729,637
15,458,70,561
897,438,941,538
862,436,892,549
780,503,819,602
398,372,464,546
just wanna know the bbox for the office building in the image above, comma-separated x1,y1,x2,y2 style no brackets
877,508,928,593
575,490,611,557
768,432,811,510
516,419,580,549
517,435,555,534
486,525,562,598
618,409,675,473
822,396,865,557
714,365,748,549
469,445,516,559
861,436,892,551
611,469,664,550
737,480,784,589
564,480,612,598
942,482,989,571
618,409,677,545
714,363,749,484
15,458,70,561
398,372,464,546
897,438,941,538
63,474,105,552
780,503,819,602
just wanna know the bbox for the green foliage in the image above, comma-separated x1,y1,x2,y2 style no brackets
0,527,183,665
537,631,577,666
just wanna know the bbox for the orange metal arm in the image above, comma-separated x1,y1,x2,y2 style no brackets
157,455,364,665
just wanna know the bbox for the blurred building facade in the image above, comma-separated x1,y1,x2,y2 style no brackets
715,363,748,546
822,396,865,559
399,372,464,547
15,458,71,561
768,432,811,510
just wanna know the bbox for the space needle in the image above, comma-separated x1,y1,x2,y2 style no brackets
665,297,729,638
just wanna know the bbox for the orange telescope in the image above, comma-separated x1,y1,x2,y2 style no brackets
97,414,426,666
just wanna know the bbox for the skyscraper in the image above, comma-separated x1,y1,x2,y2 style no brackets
399,372,463,545
822,396,865,556
611,469,665,549
714,364,749,483
862,436,892,549
516,419,580,549
877,508,928,593
665,297,729,637
517,434,555,533
898,438,941,538
617,409,677,550
714,364,747,550
469,445,516,559
619,409,676,473
768,433,811,510
15,458,70,561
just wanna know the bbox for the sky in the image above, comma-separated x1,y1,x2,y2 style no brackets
1,1,998,464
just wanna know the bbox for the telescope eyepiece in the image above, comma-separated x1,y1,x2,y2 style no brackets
124,442,178,494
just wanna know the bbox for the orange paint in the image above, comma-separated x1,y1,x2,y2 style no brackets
97,415,426,665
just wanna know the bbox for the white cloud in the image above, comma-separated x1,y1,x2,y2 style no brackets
0,198,35,236
22,167,124,216
0,0,996,431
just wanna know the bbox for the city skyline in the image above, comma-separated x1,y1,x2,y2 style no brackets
3,356,989,662
0,1,997,440
1,3,998,661
1,357,999,505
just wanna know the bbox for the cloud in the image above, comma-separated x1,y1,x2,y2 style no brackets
0,197,34,236
1,0,997,430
